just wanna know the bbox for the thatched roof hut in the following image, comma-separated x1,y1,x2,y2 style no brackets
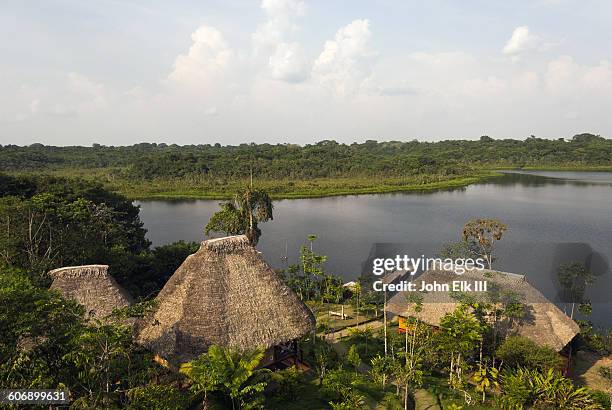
135,235,316,363
49,264,133,319
386,269,579,351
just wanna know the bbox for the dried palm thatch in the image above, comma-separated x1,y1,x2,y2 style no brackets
49,264,133,319
386,269,579,351
135,235,316,364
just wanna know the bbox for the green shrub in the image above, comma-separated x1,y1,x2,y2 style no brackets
577,321,612,354
346,344,361,371
588,390,611,410
127,384,189,410
496,336,563,371
498,368,534,409
499,367,602,410
321,366,356,402
268,366,303,401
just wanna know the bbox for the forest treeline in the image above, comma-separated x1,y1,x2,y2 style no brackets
1,133,611,180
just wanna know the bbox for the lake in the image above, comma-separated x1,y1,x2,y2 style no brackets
137,171,612,326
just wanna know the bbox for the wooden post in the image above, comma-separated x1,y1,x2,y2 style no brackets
384,289,388,356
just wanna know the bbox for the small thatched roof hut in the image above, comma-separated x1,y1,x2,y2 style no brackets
135,235,316,364
49,264,133,319
386,269,579,351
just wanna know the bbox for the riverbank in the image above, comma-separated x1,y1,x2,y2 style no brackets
123,173,499,200
493,165,612,172
9,165,612,200
10,168,501,200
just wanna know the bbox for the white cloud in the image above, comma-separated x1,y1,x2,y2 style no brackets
582,61,612,89
68,72,107,107
168,25,232,87
269,42,309,82
545,55,612,95
252,0,308,83
503,26,540,55
253,0,305,50
312,19,375,97
511,71,540,92
261,0,305,18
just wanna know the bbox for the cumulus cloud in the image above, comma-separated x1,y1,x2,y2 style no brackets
312,19,375,97
503,26,540,55
545,55,612,95
269,42,309,82
252,0,305,50
168,25,232,87
252,0,309,82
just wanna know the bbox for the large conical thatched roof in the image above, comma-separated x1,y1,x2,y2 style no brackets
49,264,133,319
387,269,579,351
135,235,316,363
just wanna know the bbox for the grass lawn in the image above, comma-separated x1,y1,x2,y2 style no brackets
308,301,381,333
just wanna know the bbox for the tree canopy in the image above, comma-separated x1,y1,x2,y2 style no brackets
2,134,611,180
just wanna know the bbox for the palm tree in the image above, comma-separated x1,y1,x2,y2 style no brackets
180,353,221,409
180,345,269,410
205,188,273,245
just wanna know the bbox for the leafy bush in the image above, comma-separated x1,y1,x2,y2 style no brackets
127,384,189,410
321,366,356,402
588,390,611,410
322,367,367,409
346,344,361,370
499,367,602,410
0,270,86,388
268,366,304,401
498,368,536,409
577,320,612,354
496,336,564,371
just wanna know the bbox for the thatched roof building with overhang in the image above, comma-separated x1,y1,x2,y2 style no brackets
49,264,133,319
135,235,316,364
386,269,579,352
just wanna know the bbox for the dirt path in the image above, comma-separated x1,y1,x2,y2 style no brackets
570,350,612,392
414,389,441,410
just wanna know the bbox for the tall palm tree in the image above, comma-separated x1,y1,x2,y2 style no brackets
205,188,273,245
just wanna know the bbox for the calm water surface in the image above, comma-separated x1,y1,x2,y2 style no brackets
137,171,612,326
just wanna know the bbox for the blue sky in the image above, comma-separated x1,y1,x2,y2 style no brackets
1,0,611,145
